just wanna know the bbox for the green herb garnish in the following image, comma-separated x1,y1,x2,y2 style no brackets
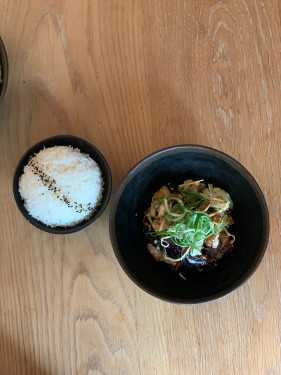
183,190,208,202
181,189,209,210
147,208,225,252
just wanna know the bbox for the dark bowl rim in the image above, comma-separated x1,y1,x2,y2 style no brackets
109,144,270,304
0,36,9,104
13,135,112,234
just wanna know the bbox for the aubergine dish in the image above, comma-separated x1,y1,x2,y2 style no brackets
143,179,235,279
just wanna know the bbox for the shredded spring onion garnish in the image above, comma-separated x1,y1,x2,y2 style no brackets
148,207,227,252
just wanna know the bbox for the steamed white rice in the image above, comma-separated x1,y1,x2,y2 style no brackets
18,145,104,227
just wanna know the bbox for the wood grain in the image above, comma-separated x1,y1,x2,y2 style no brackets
0,0,280,374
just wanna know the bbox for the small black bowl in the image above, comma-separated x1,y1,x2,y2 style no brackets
110,145,269,304
0,37,8,103
13,135,112,234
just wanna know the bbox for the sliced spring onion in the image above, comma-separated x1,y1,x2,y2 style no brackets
147,209,219,252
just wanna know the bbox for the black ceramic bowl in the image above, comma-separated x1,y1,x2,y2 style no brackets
0,37,8,103
13,135,112,234
110,145,269,304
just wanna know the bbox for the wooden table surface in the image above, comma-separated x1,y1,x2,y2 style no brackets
0,1,280,374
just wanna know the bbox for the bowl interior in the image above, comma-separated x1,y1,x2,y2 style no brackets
13,135,112,234
111,148,269,303
0,37,8,103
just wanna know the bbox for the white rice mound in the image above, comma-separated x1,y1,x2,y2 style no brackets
18,145,104,227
